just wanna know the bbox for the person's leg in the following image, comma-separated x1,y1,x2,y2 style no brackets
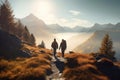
62,50,65,57
54,49,56,57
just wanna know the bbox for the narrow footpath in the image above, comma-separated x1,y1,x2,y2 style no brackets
47,56,66,80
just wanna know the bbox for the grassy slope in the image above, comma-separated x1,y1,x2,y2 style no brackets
62,53,108,80
0,44,120,80
0,44,52,80
62,53,120,80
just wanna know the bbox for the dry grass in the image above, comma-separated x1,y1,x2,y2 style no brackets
0,55,51,80
21,44,52,56
0,44,52,80
114,61,120,67
62,53,109,80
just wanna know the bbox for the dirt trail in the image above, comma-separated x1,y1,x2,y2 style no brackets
47,57,66,80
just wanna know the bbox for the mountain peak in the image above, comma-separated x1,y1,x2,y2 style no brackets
94,23,101,26
21,13,46,25
29,13,34,16
28,13,35,17
24,13,38,19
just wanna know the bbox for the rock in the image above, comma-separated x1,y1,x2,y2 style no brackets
69,51,74,54
40,50,46,53
0,30,30,59
96,58,120,80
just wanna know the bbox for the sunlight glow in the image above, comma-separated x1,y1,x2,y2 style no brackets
31,0,54,20
30,0,93,27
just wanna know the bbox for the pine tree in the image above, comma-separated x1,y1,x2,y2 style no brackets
99,34,115,59
0,0,16,34
15,20,24,38
38,40,45,48
22,26,31,42
30,33,36,45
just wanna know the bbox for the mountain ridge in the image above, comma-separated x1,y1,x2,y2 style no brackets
20,14,120,33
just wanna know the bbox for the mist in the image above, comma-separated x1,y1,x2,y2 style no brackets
36,32,93,53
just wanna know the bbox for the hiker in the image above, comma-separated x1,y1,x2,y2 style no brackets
59,39,67,57
51,38,58,58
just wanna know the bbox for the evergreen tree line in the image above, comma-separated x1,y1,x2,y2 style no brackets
0,0,35,45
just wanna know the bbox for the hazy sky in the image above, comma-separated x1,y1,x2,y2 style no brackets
8,0,120,27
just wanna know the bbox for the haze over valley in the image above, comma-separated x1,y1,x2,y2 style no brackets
20,13,120,58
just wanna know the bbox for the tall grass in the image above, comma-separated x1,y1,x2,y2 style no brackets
0,50,52,80
63,53,109,80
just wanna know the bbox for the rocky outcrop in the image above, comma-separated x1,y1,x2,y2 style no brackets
0,30,30,59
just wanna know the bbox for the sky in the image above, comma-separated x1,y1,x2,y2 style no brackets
6,0,120,27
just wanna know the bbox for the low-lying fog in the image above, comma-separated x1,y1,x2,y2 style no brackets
36,32,93,53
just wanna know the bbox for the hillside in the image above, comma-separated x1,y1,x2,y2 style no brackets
0,44,53,80
63,53,120,80
0,28,120,80
1,43,120,80
74,30,120,60
66,32,93,51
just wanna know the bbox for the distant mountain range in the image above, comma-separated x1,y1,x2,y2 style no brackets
20,14,120,34
74,30,120,60
47,24,73,33
88,23,120,32
48,22,120,33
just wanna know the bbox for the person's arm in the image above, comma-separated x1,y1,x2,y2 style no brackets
51,42,53,48
64,40,67,49
56,42,58,49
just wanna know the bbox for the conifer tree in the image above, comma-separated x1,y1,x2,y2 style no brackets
30,33,36,45
38,40,45,48
15,20,24,38
99,34,115,58
22,26,31,42
0,0,16,34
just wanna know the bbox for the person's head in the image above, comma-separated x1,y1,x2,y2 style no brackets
62,39,65,42
54,38,56,41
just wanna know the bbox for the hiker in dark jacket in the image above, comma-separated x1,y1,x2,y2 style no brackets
59,39,67,57
51,38,58,57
